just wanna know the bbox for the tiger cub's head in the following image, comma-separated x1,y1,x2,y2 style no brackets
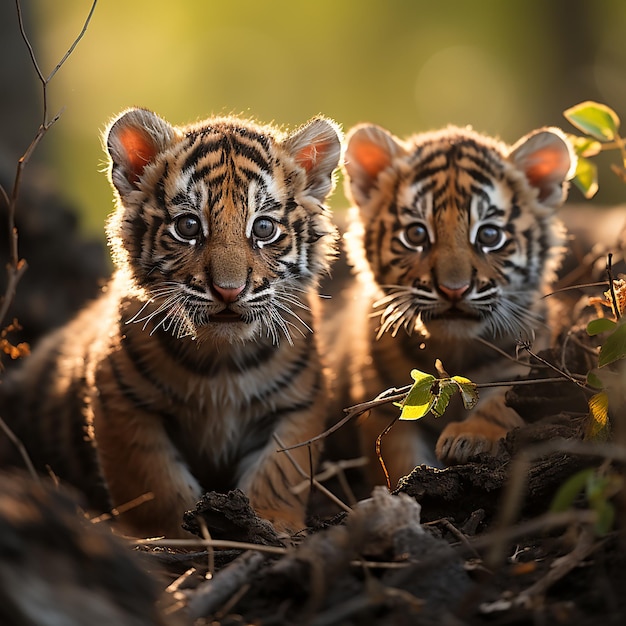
105,108,341,345
343,124,575,341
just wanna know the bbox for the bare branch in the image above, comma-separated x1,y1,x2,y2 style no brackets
0,415,39,482
0,0,99,331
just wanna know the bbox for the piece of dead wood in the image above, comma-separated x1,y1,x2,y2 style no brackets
185,550,266,620
395,419,595,526
191,488,471,624
182,489,284,547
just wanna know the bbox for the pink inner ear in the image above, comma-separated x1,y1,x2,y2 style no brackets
524,146,568,188
118,127,156,183
296,141,333,172
351,138,391,177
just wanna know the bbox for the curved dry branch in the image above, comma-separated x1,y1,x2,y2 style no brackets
0,0,99,329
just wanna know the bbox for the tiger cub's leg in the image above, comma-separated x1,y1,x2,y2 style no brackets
435,392,524,465
238,396,327,534
92,404,202,539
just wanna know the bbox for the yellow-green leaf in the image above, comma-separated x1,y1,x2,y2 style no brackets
431,379,455,417
598,323,626,367
587,317,617,336
585,391,610,440
567,133,602,157
564,101,620,142
400,370,436,420
572,156,598,199
451,375,479,410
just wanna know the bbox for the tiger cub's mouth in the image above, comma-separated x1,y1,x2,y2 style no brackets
210,309,245,323
432,309,482,321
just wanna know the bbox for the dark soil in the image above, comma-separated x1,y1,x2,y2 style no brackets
144,325,626,625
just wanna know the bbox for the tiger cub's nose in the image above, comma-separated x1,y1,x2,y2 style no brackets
213,283,245,303
439,283,469,302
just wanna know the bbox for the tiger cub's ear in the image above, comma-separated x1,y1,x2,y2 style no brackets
106,108,177,197
509,127,576,207
344,124,406,207
283,117,343,203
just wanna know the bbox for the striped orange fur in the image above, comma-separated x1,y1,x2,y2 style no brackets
0,108,342,538
327,124,574,487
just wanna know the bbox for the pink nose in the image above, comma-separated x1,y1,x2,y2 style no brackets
213,283,245,303
439,283,469,302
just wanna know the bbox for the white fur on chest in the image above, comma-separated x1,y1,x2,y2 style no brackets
174,361,282,464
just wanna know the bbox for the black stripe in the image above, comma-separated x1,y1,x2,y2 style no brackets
106,354,178,426
120,329,187,404
155,162,168,209
182,138,218,172
232,140,271,172
264,461,300,508
463,166,494,189
153,328,277,374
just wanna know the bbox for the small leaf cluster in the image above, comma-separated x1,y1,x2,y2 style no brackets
564,101,626,198
585,279,626,441
0,320,30,367
398,367,478,421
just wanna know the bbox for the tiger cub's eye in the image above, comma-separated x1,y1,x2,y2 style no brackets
252,217,279,242
476,224,505,250
175,214,201,239
402,223,429,248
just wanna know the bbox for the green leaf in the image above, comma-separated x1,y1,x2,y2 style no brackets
587,317,617,336
564,101,620,142
400,370,436,420
567,133,602,157
586,473,611,503
586,370,604,389
450,375,479,410
585,391,611,441
598,323,626,367
550,468,595,512
431,379,455,417
572,156,599,199
593,500,615,536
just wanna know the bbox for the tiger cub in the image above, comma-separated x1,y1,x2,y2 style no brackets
0,108,342,538
330,123,574,487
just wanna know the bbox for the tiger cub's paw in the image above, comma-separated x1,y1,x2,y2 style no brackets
435,417,508,465
436,395,525,465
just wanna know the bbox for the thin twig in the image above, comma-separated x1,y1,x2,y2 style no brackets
437,518,481,560
291,457,367,496
197,516,216,581
89,492,154,524
606,253,621,320
279,375,576,455
514,526,600,607
0,415,39,482
273,434,352,515
375,414,399,490
518,340,589,389
0,0,98,329
134,537,288,555
475,335,545,369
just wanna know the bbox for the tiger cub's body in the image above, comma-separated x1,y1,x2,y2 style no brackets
328,124,574,487
0,109,341,538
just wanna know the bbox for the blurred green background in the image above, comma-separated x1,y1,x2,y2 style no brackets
2,0,626,237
